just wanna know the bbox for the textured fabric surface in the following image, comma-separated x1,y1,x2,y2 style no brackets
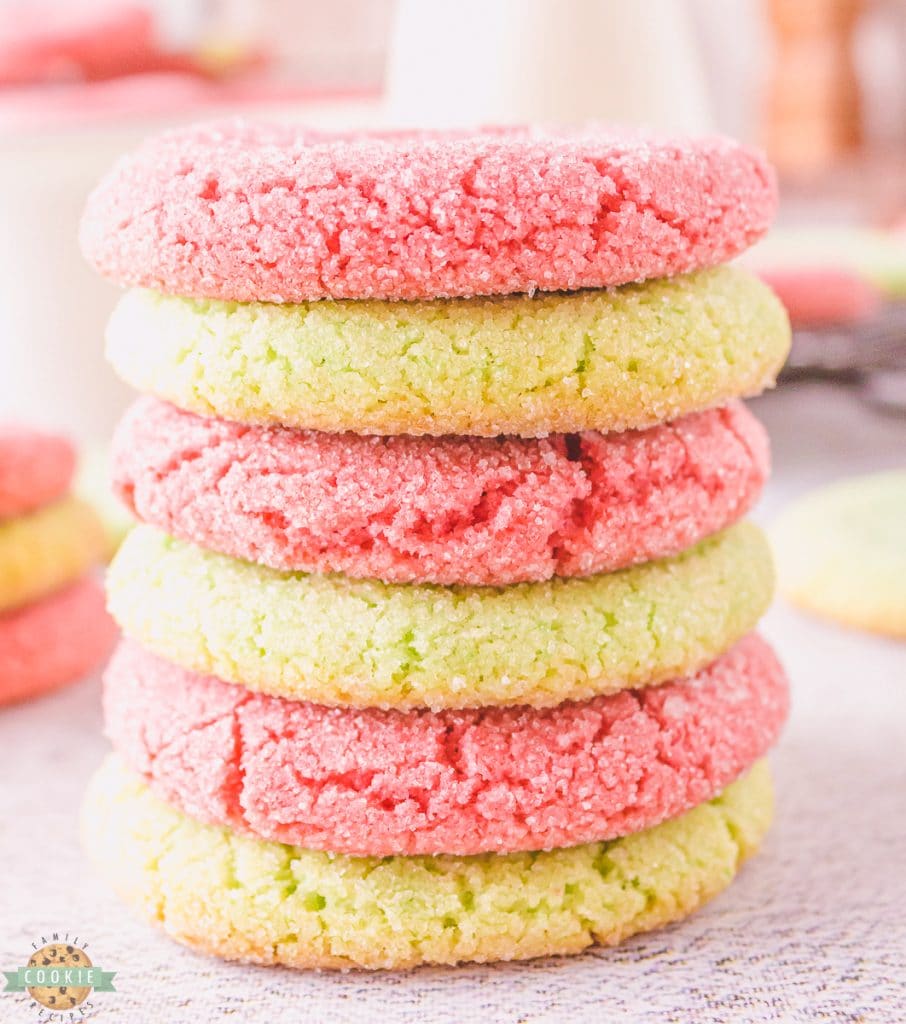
103,635,788,856
105,267,789,437
81,757,773,970
772,470,906,638
106,522,773,710
0,575,115,706
0,496,108,613
112,397,769,585
0,425,74,520
1,385,901,1022
80,122,777,302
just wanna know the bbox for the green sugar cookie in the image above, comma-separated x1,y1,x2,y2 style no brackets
0,496,107,613
106,266,789,437
772,470,906,638
82,755,773,970
107,522,774,710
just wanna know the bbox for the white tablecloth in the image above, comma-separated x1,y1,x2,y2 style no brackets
1,384,904,1023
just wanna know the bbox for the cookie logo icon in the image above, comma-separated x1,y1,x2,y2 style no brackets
27,944,92,1012
3,934,115,1020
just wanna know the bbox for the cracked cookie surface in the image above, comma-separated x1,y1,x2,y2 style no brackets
106,521,773,710
81,756,773,969
81,123,777,303
104,266,789,437
112,397,768,585
104,634,787,855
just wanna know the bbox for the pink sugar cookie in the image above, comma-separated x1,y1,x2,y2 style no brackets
0,425,75,520
757,267,880,328
104,634,788,856
0,576,116,706
81,121,777,302
0,2,156,86
112,397,769,585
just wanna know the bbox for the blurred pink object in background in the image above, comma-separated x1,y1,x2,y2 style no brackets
758,266,881,328
0,2,158,85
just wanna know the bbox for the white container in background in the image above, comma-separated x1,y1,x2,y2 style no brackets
0,127,143,444
386,0,713,132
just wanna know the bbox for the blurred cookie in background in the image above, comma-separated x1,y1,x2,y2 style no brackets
772,470,906,638
0,425,115,706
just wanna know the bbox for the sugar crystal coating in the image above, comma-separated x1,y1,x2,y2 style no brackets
105,266,789,436
112,397,769,585
83,120,784,968
105,634,787,856
106,522,774,710
81,756,773,969
81,122,778,302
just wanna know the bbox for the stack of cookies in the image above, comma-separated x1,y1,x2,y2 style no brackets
0,426,113,706
80,124,791,969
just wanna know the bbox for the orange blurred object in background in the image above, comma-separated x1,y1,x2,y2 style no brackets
764,0,864,176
